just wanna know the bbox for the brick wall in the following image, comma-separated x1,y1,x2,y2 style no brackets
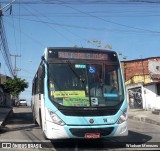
121,57,160,82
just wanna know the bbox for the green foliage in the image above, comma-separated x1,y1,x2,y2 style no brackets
3,78,28,97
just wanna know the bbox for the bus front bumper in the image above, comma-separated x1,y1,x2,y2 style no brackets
44,120,128,139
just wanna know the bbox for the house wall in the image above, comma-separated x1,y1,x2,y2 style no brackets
0,75,12,107
0,75,10,84
121,57,160,110
121,59,149,82
0,87,4,105
121,57,160,83
0,86,12,107
144,84,160,110
126,83,160,110
125,75,151,85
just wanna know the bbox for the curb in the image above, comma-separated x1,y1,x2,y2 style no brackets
128,115,160,126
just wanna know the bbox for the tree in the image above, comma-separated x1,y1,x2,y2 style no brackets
3,78,28,97
87,40,112,49
74,40,112,49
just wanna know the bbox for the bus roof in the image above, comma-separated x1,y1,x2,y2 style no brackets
44,47,118,62
45,47,116,54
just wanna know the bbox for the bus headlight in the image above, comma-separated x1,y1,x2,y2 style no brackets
48,109,65,126
117,109,127,124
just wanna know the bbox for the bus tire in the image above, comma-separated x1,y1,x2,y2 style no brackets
39,110,49,140
39,109,42,128
33,110,38,126
43,132,49,140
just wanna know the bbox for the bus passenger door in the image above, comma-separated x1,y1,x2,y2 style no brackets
38,64,45,130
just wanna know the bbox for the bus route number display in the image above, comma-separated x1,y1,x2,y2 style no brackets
58,52,108,60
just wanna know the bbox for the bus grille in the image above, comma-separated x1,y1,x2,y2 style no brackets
69,127,114,137
59,109,118,116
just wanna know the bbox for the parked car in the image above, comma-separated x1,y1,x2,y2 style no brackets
17,99,27,106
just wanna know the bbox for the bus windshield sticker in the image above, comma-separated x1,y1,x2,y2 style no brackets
53,91,85,98
50,82,54,88
50,91,55,96
91,97,98,105
89,66,96,73
75,64,86,68
103,93,119,98
63,97,89,106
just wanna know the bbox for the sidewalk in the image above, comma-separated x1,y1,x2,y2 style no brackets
0,107,160,127
128,109,160,126
0,107,12,127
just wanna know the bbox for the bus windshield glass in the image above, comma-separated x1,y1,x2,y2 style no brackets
48,61,124,107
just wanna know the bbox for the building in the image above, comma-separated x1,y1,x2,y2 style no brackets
121,57,160,110
0,74,12,107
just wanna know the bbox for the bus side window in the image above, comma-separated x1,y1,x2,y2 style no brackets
35,75,38,94
38,64,44,94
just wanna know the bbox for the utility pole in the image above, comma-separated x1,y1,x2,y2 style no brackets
123,56,127,82
141,55,145,83
0,0,16,78
0,62,1,84
10,54,21,78
0,1,17,107
118,52,127,82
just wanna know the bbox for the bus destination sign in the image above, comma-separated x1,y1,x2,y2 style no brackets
58,52,108,60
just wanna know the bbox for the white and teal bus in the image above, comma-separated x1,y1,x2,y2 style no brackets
32,47,128,139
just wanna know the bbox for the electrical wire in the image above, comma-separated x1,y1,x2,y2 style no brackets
1,0,160,5
0,17,14,77
22,5,74,43
18,0,22,72
3,0,160,35
55,0,160,34
4,19,46,48
11,11,18,54
24,4,86,43
7,16,160,36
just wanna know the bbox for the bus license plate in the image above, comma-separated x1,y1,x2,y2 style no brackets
85,133,100,139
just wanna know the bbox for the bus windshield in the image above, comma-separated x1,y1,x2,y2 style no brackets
48,61,124,107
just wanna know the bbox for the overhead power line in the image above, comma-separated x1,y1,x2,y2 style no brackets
56,0,160,34
4,19,45,47
1,0,160,5
0,0,15,11
0,1,17,77
0,16,14,77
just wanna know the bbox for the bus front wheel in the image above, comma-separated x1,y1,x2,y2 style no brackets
32,110,38,125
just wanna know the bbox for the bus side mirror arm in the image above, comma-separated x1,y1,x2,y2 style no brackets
41,56,48,66
41,56,48,78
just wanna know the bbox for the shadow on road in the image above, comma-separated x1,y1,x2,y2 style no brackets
50,130,152,150
0,107,153,150
114,130,152,142
0,124,40,133
5,111,33,125
0,108,40,133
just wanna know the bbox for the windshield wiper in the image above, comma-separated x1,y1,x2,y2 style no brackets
66,61,85,83
66,61,93,106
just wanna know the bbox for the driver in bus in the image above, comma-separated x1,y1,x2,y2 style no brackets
90,69,118,97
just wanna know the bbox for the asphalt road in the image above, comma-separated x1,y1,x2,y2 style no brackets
0,107,160,151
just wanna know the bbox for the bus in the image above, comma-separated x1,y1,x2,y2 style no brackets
32,47,128,139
